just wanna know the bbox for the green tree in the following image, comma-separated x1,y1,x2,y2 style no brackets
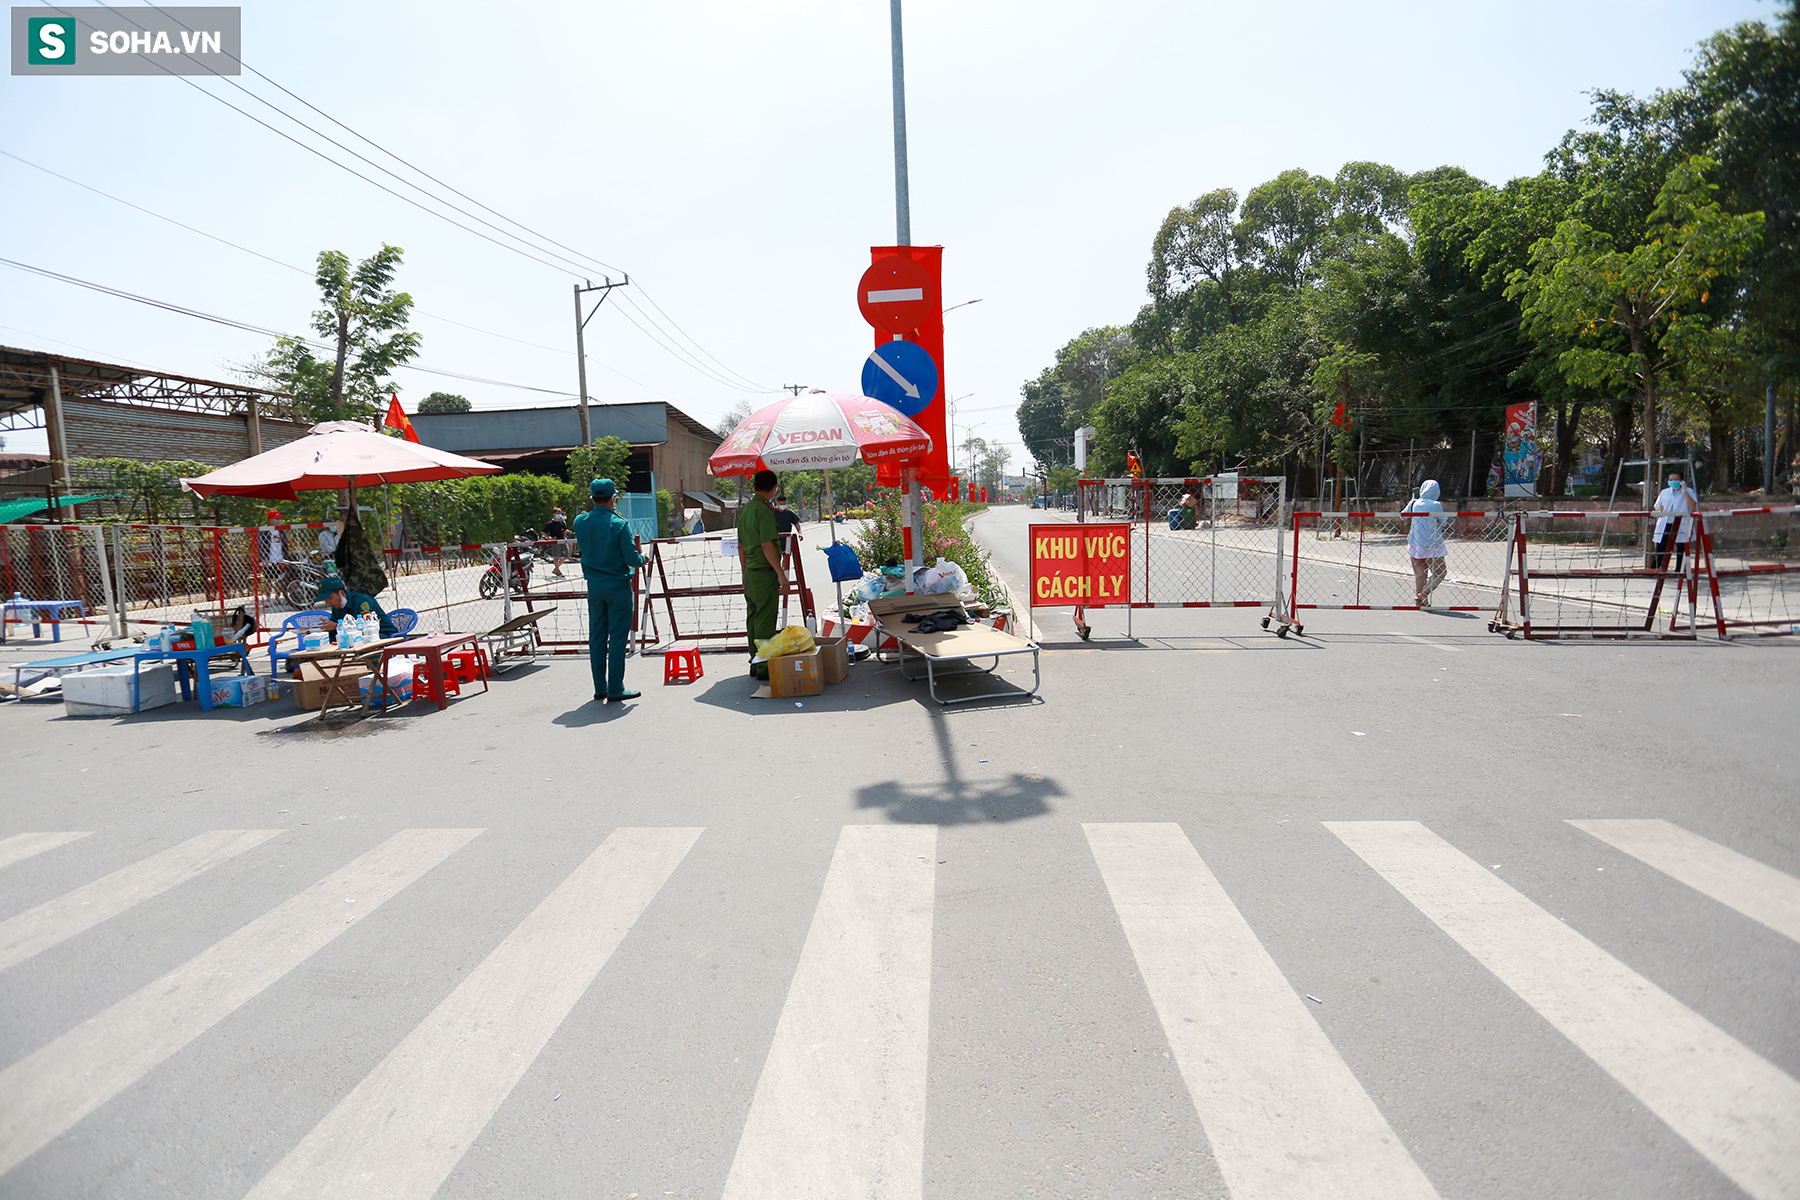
417,392,471,414
566,435,635,494
1507,156,1764,489
247,245,421,424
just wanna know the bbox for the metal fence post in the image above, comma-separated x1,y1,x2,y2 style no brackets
92,525,121,637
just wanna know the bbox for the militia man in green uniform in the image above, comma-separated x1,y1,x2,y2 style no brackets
737,469,786,680
574,478,647,702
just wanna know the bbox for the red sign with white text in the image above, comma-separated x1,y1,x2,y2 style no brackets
1030,523,1131,607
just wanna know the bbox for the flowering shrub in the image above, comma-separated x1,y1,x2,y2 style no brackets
852,493,1006,610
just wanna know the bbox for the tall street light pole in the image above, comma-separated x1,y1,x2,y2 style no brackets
890,0,910,245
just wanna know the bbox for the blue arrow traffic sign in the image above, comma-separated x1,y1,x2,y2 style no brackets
860,339,940,418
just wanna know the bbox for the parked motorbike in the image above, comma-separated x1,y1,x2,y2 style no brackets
269,550,329,609
479,535,536,599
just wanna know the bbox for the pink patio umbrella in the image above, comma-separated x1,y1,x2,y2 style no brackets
182,420,500,501
183,420,502,599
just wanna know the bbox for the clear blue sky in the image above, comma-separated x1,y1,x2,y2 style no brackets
1,0,1776,467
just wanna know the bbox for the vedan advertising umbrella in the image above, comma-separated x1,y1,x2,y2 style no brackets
711,391,933,620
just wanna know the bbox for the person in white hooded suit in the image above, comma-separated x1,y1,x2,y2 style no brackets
1402,480,1451,606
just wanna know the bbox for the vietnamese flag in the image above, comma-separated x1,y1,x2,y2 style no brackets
384,395,420,443
1330,400,1351,428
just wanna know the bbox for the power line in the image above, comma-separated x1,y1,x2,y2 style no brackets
0,147,703,386
88,2,773,393
0,257,576,396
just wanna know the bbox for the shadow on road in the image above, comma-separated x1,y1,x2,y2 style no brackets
552,699,637,727
854,771,1062,825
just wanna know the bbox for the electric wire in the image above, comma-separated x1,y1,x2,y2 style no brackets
0,151,737,406
0,257,576,396
107,0,775,392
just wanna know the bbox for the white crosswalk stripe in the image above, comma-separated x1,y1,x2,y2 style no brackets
0,831,90,872
0,827,482,1179
244,826,703,1200
722,824,937,1200
1327,820,1800,1200
1568,818,1800,944
1085,822,1440,1200
0,817,1791,1198
0,829,282,973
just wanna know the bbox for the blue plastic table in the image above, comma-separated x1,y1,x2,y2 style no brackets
1,598,88,643
8,647,140,696
132,644,250,712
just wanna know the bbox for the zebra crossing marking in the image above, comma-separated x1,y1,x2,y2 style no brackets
721,825,937,1200
1568,818,1800,944
1327,820,1800,1200
243,827,704,1200
0,829,283,973
0,832,90,872
1084,822,1441,1200
0,827,482,1180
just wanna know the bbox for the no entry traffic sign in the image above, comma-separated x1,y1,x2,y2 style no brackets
860,340,940,418
857,255,935,335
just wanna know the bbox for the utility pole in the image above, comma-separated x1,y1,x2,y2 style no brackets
890,0,910,245
573,276,629,447
782,384,807,396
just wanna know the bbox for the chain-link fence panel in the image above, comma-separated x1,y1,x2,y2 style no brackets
1,524,121,642
1290,510,1512,620
1699,506,1798,639
1074,478,1288,614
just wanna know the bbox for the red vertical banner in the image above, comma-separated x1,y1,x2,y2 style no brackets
869,245,949,495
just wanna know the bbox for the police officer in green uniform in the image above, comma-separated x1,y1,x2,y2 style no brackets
574,478,647,702
737,469,786,680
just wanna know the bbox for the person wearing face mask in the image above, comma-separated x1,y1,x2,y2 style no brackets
1402,479,1451,607
1651,472,1698,573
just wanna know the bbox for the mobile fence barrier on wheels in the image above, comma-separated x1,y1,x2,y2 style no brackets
1492,506,1797,641
634,532,813,653
1059,476,1294,638
1286,509,1513,627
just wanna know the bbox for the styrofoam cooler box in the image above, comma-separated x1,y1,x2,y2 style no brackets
63,662,178,717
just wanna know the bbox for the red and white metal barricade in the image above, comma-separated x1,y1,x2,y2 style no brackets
633,532,814,652
1491,506,1797,640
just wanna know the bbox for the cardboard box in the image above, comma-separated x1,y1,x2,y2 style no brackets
293,662,371,710
816,636,849,684
205,673,258,708
767,648,822,697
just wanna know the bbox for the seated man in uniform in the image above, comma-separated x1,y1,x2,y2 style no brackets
314,575,397,639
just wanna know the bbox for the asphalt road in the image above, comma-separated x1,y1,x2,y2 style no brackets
0,503,1794,1200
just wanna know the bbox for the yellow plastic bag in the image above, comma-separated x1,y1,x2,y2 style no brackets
754,624,816,660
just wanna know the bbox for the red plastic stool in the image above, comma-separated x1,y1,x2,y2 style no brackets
664,642,703,684
413,662,462,703
445,649,486,685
